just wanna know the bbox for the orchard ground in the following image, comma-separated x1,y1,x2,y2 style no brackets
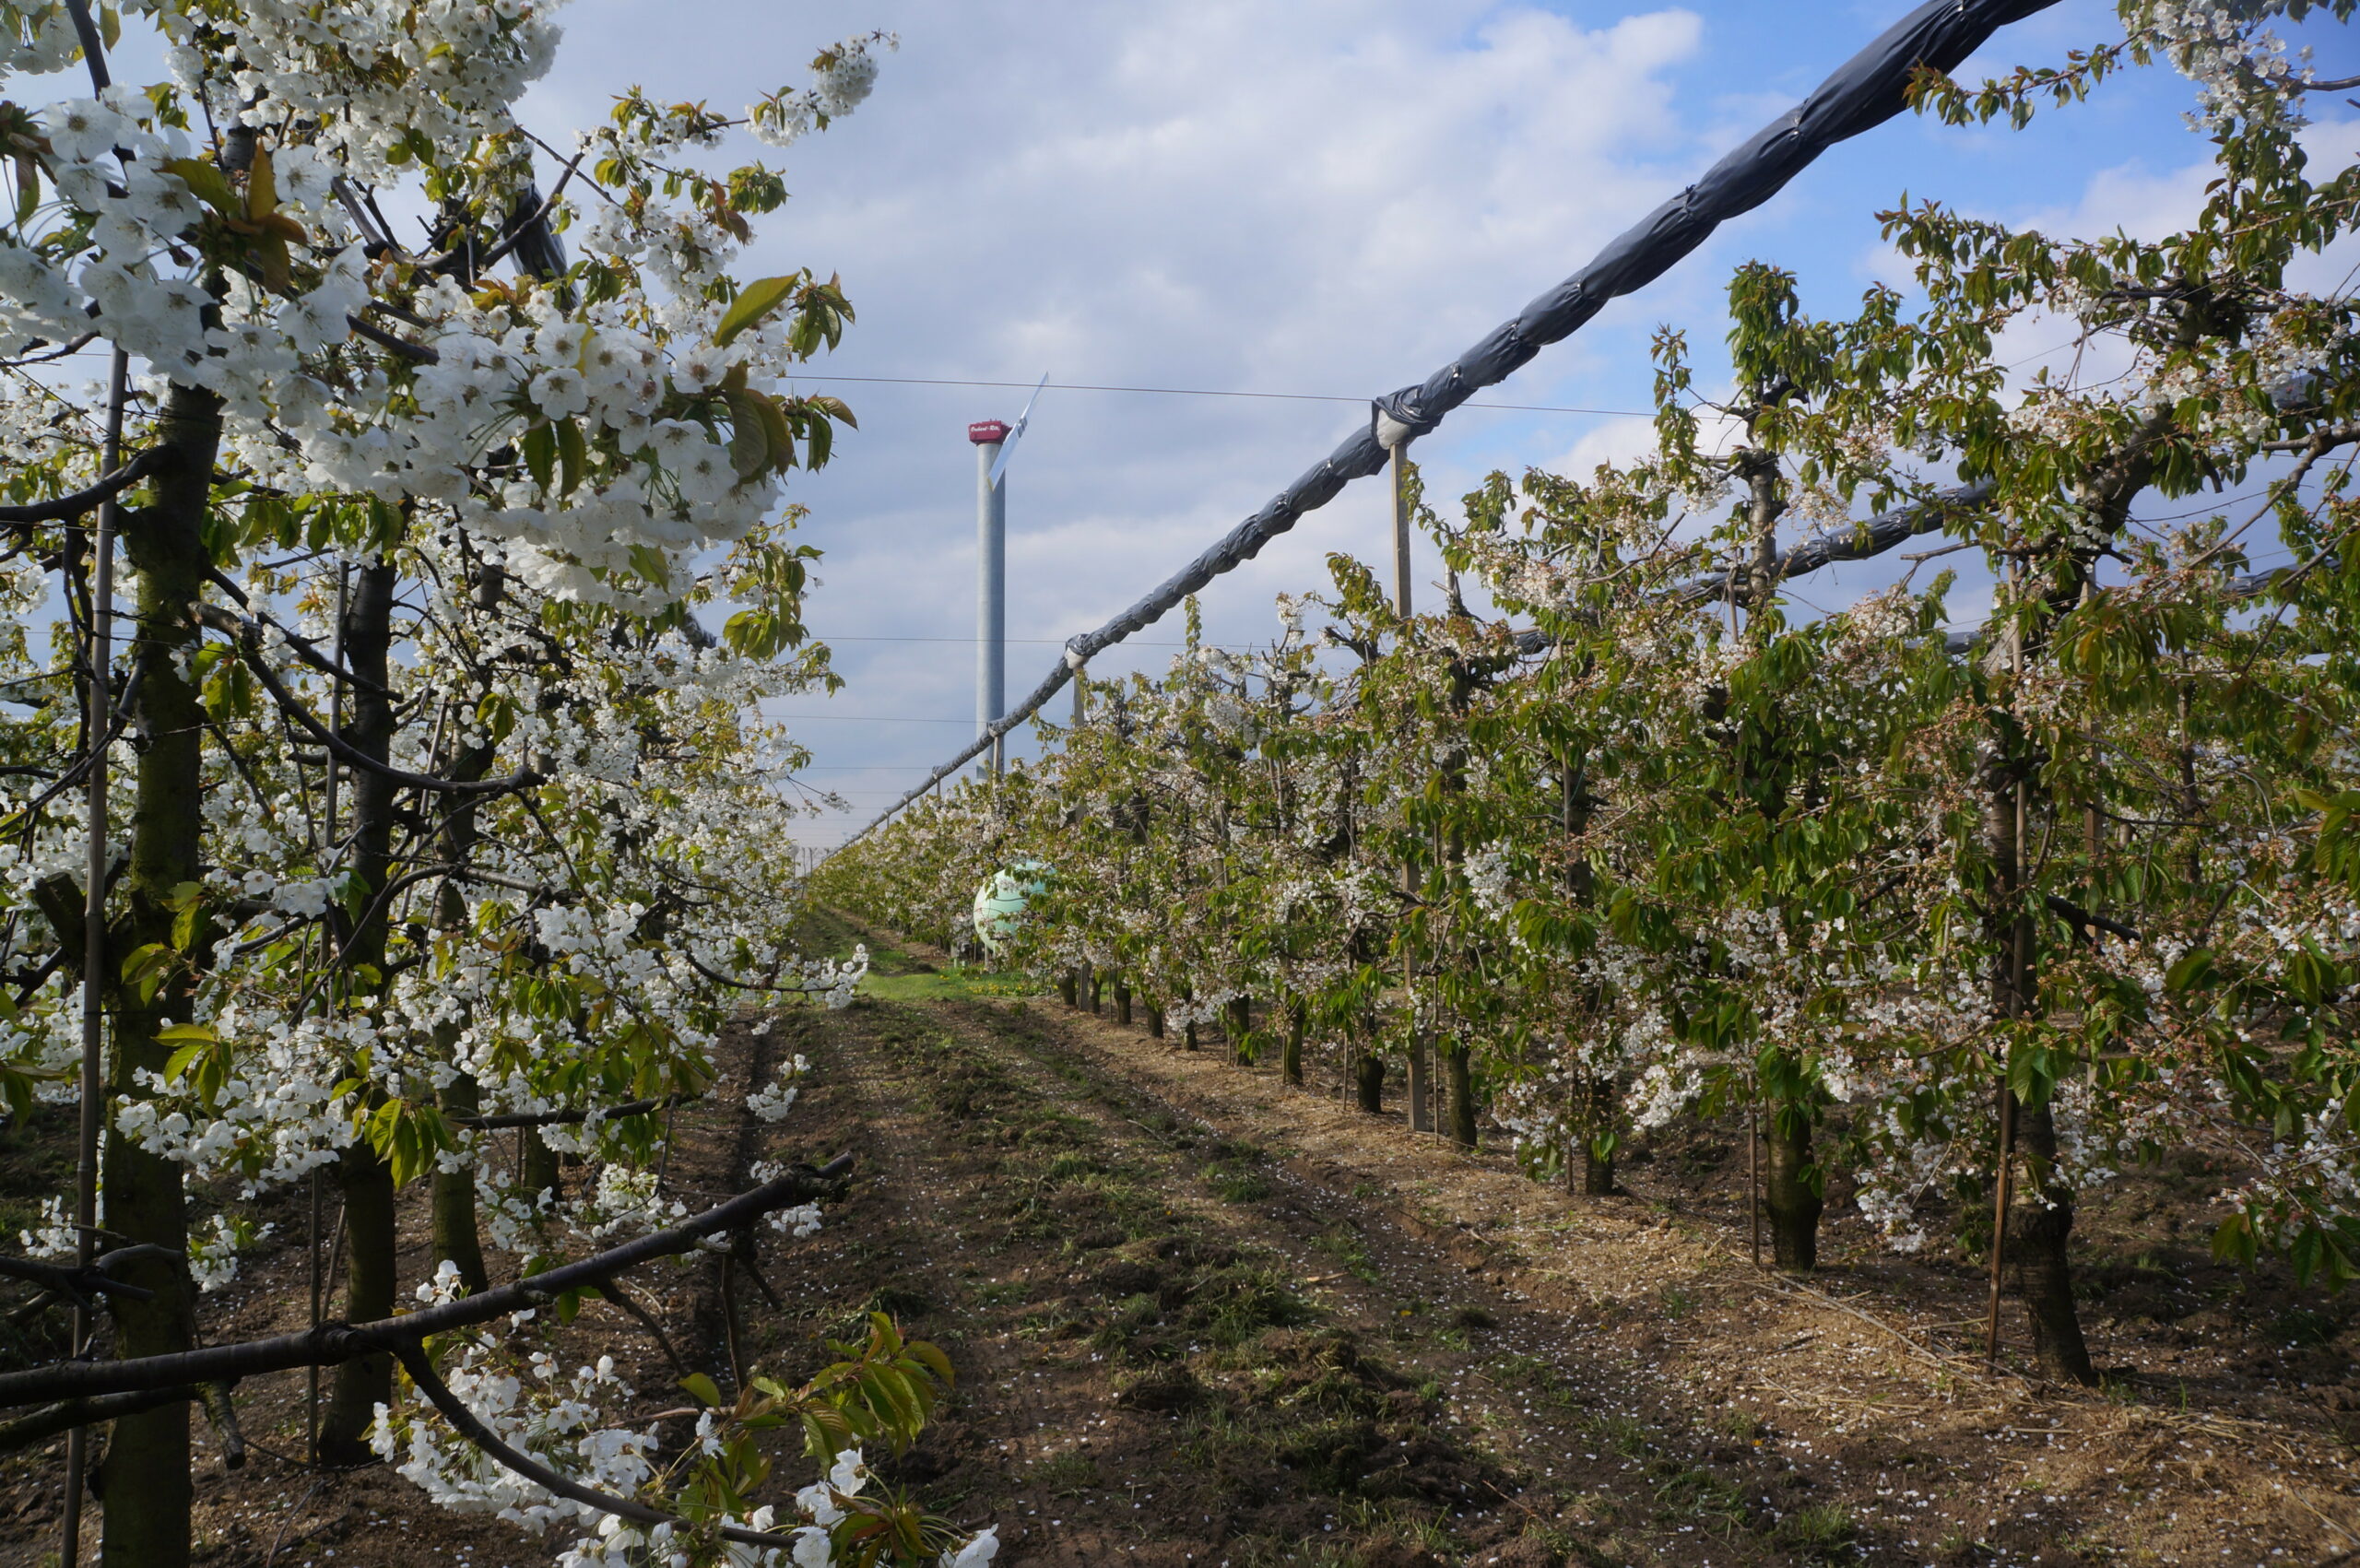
2,912,2355,1567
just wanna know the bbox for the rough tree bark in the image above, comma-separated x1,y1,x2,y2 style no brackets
97,379,223,1568
1764,1106,1823,1271
319,560,399,1463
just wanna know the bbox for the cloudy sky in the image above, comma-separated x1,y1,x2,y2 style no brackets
514,0,2354,845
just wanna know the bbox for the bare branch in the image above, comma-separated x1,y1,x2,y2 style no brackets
0,1156,853,1409
0,449,167,526
0,1386,199,1457
0,1244,175,1308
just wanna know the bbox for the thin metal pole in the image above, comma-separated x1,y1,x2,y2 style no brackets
1393,440,1431,1135
64,345,128,1568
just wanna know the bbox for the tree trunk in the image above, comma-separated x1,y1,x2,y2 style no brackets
98,379,221,1568
321,560,398,1463
1982,736,2097,1383
1115,979,1132,1026
431,1072,490,1296
2011,1097,2097,1384
317,1138,396,1463
1088,966,1102,1014
1354,1049,1383,1114
521,1126,562,1206
1225,996,1251,1065
428,691,498,1299
1146,1003,1164,1040
1058,972,1078,1008
1281,999,1304,1086
1443,1042,1476,1148
1764,1099,1821,1271
1580,1076,1617,1196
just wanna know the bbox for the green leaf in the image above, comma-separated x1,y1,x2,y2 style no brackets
725,388,772,479
2165,948,2216,995
522,421,556,490
713,276,797,347
555,418,586,496
680,1372,723,1407
159,157,236,217
120,942,178,1005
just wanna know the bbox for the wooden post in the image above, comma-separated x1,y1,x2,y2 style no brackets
1749,1091,1762,1269
1985,1082,2017,1370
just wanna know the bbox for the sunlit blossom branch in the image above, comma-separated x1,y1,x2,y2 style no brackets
0,1155,853,1409
679,951,845,995
447,1091,694,1130
388,1339,785,1549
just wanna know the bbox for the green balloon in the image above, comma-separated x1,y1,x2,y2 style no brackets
972,858,1050,955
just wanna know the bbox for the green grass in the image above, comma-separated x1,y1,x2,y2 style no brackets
858,965,1045,1001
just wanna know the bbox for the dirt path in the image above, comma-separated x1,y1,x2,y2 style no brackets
779,992,1914,1565
796,914,2360,1568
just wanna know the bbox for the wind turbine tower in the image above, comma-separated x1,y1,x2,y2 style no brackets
968,375,1045,778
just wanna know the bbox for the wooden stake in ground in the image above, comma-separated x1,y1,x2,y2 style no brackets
1985,1081,2016,1371
1749,1087,1762,1271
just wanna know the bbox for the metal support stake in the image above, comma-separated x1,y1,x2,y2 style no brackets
1392,439,1432,1135
65,346,127,1567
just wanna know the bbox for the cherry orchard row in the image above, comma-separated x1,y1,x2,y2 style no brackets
0,4,989,1567
821,0,2360,1388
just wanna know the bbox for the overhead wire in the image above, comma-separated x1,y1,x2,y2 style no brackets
789,371,1647,419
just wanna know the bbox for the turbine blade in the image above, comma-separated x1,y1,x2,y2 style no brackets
986,372,1049,487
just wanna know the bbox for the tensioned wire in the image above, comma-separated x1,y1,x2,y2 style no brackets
833,0,2070,850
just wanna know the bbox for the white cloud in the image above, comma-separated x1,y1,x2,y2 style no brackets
518,2,1719,831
